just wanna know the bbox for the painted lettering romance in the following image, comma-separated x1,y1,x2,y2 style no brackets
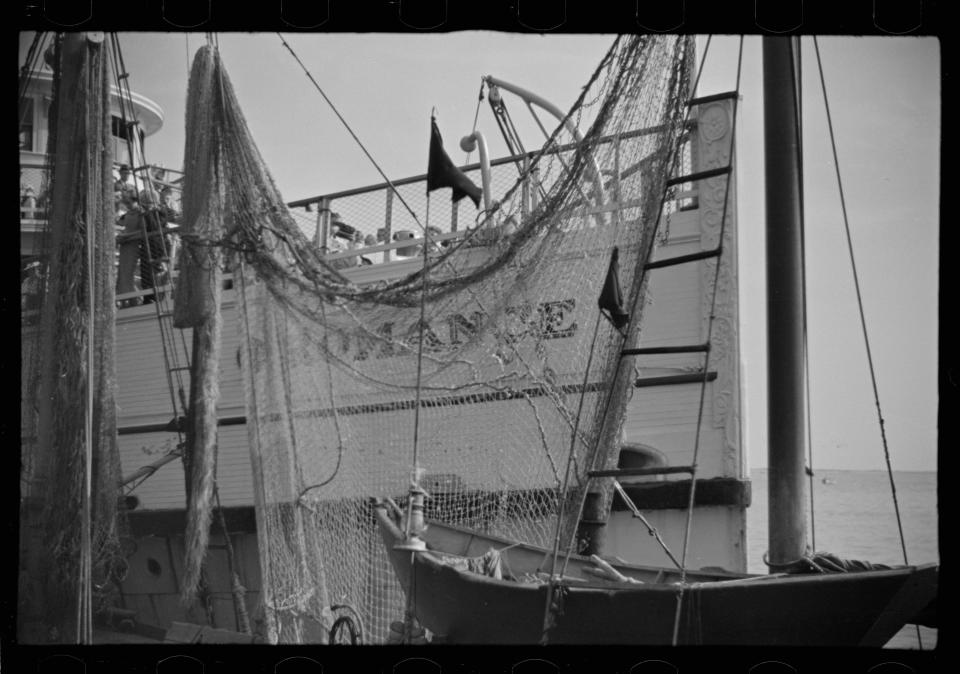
342,298,578,362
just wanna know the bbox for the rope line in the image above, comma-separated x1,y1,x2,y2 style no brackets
276,33,426,233
209,35,700,643
296,301,346,499
108,34,191,430
540,307,605,643
81,53,97,640
558,38,698,586
671,33,743,647
813,35,920,649
406,193,433,541
18,31,49,108
676,34,744,575
463,79,485,165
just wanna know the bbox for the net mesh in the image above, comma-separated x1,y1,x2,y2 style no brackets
19,33,126,641
181,35,693,643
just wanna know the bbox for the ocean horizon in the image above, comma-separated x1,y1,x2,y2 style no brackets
746,468,938,650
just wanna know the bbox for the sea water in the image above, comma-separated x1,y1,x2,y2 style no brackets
746,469,939,649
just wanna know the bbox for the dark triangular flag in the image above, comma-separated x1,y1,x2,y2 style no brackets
427,118,482,208
598,247,630,330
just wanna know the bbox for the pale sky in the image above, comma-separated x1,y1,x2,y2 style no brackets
20,33,940,471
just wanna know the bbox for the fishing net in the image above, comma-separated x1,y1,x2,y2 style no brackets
179,35,693,643
174,43,227,604
19,33,126,641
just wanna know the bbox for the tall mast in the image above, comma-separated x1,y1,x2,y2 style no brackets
763,37,808,568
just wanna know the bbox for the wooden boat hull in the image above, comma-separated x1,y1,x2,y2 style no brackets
375,507,937,645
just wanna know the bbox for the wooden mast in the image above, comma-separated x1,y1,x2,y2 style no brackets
763,37,808,568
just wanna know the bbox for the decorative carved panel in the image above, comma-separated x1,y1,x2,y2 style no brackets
694,100,741,475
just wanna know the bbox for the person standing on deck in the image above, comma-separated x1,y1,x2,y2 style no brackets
326,215,362,270
136,186,168,303
116,209,141,298
114,164,137,216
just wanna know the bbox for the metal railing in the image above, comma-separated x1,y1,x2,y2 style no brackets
288,123,699,265
20,125,700,312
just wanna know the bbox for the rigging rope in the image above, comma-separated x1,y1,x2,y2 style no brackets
490,97,556,207
18,32,49,108
499,31,702,642
200,34,693,643
407,196,433,528
463,79,485,165
521,97,598,215
671,33,743,647
276,32,426,233
80,85,97,642
556,34,697,579
108,34,190,426
540,301,606,643
812,35,920,648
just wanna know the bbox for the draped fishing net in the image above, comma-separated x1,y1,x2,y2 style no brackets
19,34,126,640
178,35,693,643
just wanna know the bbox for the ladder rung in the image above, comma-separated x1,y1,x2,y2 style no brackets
666,166,731,187
164,416,186,432
622,343,710,356
169,366,191,372
687,91,739,107
588,466,696,479
645,247,721,270
634,371,717,388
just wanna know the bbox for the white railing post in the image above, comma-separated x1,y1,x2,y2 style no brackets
383,189,393,262
315,196,331,251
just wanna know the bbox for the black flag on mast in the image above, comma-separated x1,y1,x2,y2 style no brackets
426,117,482,208
598,247,630,330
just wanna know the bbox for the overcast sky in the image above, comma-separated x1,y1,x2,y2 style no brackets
20,33,940,471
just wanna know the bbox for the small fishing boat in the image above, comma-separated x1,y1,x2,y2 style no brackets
375,503,936,645
374,35,939,646
19,32,936,648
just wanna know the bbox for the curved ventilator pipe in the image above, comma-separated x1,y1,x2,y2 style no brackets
459,130,494,215
483,75,606,216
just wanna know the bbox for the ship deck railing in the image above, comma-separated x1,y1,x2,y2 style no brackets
21,121,704,314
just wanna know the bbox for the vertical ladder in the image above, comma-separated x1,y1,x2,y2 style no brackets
579,89,739,561
108,31,192,492
120,212,191,493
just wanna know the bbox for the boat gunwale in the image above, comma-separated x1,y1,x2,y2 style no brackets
415,548,937,592
419,512,747,580
375,504,937,594
374,504,745,586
